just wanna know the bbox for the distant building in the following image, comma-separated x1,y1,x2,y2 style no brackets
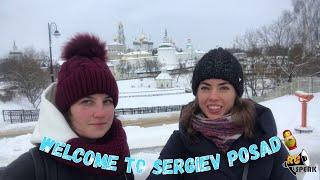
9,41,22,60
108,41,126,60
176,39,205,68
157,29,178,69
108,24,206,79
107,22,127,60
117,22,126,45
157,30,205,70
122,51,153,60
133,34,154,52
155,69,173,88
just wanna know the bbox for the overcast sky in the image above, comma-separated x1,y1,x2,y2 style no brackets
0,0,293,59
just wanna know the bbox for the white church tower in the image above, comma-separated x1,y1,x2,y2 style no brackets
117,22,125,45
157,29,177,70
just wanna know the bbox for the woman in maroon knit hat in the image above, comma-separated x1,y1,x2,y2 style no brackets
1,33,133,180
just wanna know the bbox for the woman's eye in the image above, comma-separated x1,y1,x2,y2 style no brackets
81,99,93,105
200,86,209,90
104,99,113,104
220,86,230,91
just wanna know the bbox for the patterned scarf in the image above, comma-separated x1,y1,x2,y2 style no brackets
53,118,130,176
191,113,244,153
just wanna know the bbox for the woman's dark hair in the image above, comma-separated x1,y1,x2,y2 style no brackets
63,110,71,123
181,96,256,139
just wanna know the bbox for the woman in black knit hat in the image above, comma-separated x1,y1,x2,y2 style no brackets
147,48,296,180
1,33,133,180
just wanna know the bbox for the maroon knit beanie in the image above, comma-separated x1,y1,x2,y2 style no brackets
55,33,118,112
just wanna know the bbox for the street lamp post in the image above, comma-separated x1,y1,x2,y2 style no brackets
48,22,61,82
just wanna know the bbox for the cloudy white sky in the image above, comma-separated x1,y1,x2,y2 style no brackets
1,0,292,59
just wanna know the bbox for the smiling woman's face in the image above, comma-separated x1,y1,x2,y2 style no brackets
69,93,114,139
197,79,237,120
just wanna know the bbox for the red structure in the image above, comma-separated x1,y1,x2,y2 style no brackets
294,91,314,132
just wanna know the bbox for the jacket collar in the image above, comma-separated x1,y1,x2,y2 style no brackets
30,83,78,145
254,103,277,136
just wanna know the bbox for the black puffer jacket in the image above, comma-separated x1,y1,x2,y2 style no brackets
147,103,296,180
1,148,133,180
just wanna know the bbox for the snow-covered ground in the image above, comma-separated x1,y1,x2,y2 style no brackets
260,94,320,180
116,77,194,108
0,76,193,122
118,92,193,109
117,75,192,92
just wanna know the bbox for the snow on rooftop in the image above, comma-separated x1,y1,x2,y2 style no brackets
155,72,172,80
125,51,150,55
109,41,122,45
295,90,314,96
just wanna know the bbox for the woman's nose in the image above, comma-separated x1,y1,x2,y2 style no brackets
93,103,107,118
208,88,221,100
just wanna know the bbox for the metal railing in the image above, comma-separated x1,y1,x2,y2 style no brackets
2,105,184,124
2,109,39,124
116,105,183,115
251,76,320,102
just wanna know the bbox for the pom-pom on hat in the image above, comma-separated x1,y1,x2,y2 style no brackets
192,48,244,97
55,33,118,112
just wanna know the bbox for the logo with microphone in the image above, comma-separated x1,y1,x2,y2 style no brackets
282,149,317,176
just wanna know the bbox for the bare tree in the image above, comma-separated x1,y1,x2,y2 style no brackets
291,0,320,76
233,0,320,96
115,60,134,79
292,0,320,53
257,9,318,82
265,43,316,82
176,59,189,82
142,58,162,72
116,60,128,78
245,50,261,97
1,51,50,108
235,31,270,97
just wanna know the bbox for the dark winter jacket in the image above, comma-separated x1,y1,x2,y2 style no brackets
1,147,133,180
147,103,297,180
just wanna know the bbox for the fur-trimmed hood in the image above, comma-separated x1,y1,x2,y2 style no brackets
30,83,78,145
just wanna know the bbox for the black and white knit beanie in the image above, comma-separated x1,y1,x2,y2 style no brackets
191,48,244,97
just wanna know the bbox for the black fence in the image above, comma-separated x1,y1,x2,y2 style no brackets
2,105,184,124
115,105,183,115
120,92,186,98
2,109,39,124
